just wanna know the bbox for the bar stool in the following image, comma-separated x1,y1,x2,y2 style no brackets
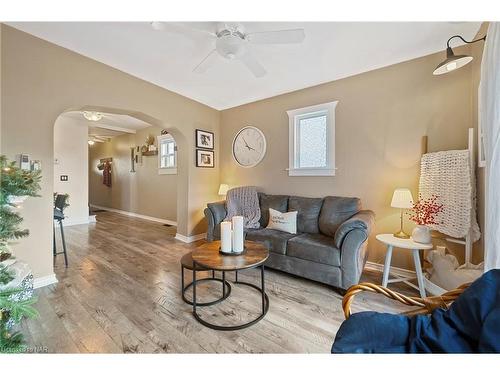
53,194,68,267
180,252,231,306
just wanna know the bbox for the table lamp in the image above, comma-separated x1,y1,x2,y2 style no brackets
391,188,414,239
218,184,230,197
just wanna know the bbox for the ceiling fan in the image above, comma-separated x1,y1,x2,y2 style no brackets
151,22,306,78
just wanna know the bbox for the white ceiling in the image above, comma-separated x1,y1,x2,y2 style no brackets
9,22,481,110
60,111,152,139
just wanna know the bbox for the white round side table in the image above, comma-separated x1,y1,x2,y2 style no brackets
376,233,433,298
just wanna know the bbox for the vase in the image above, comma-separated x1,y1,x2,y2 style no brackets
412,225,431,244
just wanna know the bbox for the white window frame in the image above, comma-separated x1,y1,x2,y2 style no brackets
286,101,338,176
157,134,177,175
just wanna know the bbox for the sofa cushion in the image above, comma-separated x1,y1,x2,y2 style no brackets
259,193,289,227
288,196,323,234
245,228,297,255
319,196,361,237
287,233,341,267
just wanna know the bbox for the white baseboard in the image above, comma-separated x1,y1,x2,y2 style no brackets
90,204,177,226
61,215,94,227
33,273,58,289
365,261,415,278
175,233,206,243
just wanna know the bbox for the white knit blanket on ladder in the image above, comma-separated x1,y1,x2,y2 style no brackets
224,186,261,229
419,150,481,242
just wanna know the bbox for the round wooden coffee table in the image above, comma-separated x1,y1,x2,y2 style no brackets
191,240,269,331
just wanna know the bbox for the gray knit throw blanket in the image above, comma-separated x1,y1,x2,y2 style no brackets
224,186,261,229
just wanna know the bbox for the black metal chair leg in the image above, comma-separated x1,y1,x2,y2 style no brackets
53,222,57,256
59,220,68,267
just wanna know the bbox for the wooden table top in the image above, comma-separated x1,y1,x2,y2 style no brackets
192,241,269,271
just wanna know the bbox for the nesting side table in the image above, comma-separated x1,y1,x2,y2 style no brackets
376,234,433,298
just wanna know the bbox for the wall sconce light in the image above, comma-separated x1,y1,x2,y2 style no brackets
433,34,486,75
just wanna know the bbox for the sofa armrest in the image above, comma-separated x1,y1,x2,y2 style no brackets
335,210,375,289
205,201,227,242
334,210,375,249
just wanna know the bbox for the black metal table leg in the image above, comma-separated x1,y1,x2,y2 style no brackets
181,265,185,292
192,266,269,331
192,263,197,314
181,265,231,306
222,271,226,296
261,265,265,314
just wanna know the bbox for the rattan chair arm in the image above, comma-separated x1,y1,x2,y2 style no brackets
342,282,470,319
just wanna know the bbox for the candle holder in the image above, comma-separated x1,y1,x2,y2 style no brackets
219,247,247,256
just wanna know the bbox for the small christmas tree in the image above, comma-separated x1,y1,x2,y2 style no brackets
0,155,41,353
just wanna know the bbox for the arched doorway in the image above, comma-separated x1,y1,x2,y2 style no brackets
53,106,188,236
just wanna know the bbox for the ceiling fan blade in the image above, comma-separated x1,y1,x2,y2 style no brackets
239,52,267,78
193,49,218,74
246,28,305,44
150,22,217,39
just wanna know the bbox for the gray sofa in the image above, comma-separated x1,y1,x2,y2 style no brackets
204,193,375,290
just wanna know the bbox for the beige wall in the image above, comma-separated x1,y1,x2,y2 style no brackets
220,46,480,270
0,22,486,279
89,125,178,223
0,25,220,279
54,116,89,224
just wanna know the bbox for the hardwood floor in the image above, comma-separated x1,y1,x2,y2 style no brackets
21,211,413,353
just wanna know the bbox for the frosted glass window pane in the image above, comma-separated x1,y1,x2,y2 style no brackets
298,115,327,168
161,156,167,168
161,143,167,156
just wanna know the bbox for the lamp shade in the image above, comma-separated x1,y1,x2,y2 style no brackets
433,47,473,75
391,188,414,209
218,184,230,196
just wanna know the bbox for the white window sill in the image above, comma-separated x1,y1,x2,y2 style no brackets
158,168,177,175
287,168,336,177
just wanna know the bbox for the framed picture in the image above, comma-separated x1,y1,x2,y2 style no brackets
195,129,214,149
196,149,214,168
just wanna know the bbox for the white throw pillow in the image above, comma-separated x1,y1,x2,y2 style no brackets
266,208,298,234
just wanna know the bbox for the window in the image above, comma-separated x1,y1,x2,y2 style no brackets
287,101,338,176
157,134,177,175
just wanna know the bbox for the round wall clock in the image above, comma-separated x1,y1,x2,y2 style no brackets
232,126,267,168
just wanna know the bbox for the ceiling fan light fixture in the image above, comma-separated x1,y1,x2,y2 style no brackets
88,140,95,146
216,32,246,60
83,111,103,122
150,22,166,31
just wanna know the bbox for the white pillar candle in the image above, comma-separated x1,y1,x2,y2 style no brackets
220,221,232,253
231,216,244,253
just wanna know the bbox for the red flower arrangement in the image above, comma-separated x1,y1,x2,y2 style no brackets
408,194,444,225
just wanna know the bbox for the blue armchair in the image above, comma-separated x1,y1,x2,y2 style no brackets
332,269,500,353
